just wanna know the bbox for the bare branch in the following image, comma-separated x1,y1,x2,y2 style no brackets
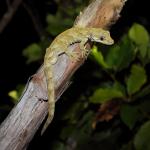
22,2,45,39
0,0,127,149
0,0,22,33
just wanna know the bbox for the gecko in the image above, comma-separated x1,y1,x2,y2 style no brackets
41,27,114,134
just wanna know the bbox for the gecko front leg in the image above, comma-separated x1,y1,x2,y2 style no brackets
79,38,89,58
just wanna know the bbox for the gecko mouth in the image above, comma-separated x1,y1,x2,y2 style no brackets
108,39,114,45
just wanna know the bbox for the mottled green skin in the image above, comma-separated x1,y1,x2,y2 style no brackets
42,27,114,134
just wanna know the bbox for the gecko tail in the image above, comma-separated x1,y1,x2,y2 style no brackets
41,57,56,134
41,69,55,135
41,115,53,135
41,88,55,135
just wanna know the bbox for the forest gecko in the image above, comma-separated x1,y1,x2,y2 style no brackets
42,27,114,134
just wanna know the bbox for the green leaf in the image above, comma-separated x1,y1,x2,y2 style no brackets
126,64,147,95
128,23,149,58
90,85,124,104
106,36,135,71
8,90,19,104
105,45,120,70
8,84,24,103
120,104,141,129
90,45,110,69
134,121,150,150
22,43,42,64
113,81,126,96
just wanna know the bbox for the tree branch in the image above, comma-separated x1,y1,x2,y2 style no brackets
0,0,127,149
0,0,23,33
22,2,45,39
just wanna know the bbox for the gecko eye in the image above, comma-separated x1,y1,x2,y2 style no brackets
100,36,105,41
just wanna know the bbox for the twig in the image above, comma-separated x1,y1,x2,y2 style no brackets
22,2,45,39
0,0,127,149
0,0,22,33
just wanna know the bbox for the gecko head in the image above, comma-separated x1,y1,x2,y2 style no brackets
90,29,114,45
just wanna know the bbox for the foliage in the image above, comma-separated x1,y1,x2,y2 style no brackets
43,23,150,150
126,64,147,95
89,84,124,103
22,43,43,64
128,23,149,58
134,121,150,150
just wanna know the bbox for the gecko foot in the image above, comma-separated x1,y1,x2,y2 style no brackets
65,51,80,62
81,48,90,58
